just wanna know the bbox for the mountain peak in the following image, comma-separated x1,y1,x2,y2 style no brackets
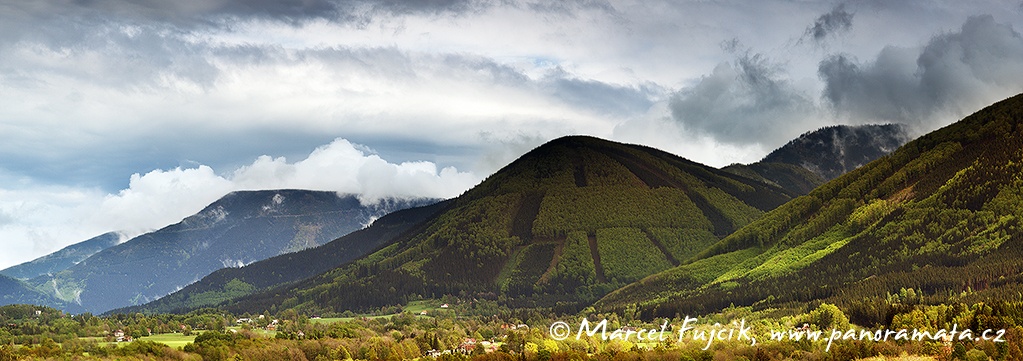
219,136,805,314
761,124,910,181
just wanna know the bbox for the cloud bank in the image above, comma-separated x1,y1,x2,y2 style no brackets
659,14,1023,154
664,52,823,151
819,15,1023,133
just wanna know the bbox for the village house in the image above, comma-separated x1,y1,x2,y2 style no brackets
479,341,498,353
458,338,477,353
113,330,132,342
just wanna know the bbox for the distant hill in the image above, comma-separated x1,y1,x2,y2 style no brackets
219,135,804,315
597,94,1023,326
27,190,435,313
1,232,122,280
118,199,451,314
0,274,83,313
761,124,909,181
723,124,909,194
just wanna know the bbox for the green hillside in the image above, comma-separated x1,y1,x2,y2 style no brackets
722,161,824,195
223,135,802,314
597,93,1023,326
0,274,83,313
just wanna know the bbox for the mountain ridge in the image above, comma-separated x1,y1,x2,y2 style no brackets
118,199,452,314
1,232,123,280
26,190,436,313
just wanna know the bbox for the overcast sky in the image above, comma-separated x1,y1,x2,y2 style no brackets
2,0,1023,269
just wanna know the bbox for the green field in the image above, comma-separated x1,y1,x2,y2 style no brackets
136,333,196,348
71,333,197,349
225,326,277,338
310,300,447,324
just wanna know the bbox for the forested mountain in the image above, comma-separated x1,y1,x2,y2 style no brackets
218,135,803,314
118,200,450,314
26,190,434,314
723,124,909,194
721,162,824,195
598,93,1023,326
761,124,910,181
1,232,122,281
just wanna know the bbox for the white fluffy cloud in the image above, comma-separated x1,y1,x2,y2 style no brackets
230,138,479,202
87,166,235,237
95,138,480,237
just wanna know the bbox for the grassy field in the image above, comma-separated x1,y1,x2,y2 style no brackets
225,326,277,338
310,300,447,324
308,312,409,324
404,299,443,313
74,329,276,350
136,333,196,348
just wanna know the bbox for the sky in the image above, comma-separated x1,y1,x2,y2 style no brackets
2,0,1023,269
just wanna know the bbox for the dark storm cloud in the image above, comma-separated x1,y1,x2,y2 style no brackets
2,0,498,28
803,3,854,43
369,0,493,16
525,0,617,17
410,52,660,118
819,15,1023,128
107,0,341,23
0,21,219,92
667,52,819,146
